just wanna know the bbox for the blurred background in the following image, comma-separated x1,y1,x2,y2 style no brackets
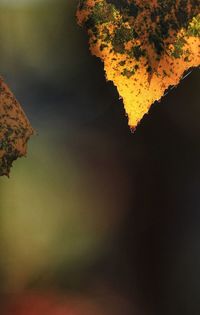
0,0,200,314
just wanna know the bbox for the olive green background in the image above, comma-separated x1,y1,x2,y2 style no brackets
0,1,200,314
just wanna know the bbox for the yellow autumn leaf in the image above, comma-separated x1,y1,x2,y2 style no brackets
77,0,200,129
0,78,33,176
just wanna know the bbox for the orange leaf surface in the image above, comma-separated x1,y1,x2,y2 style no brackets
77,0,200,129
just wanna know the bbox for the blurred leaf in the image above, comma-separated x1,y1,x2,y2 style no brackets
0,78,33,176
